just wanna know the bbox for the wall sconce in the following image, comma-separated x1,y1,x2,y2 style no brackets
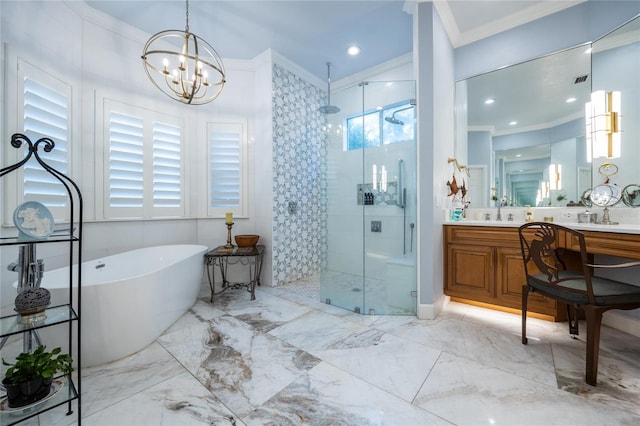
372,164,377,191
371,164,388,192
585,90,621,160
549,164,561,190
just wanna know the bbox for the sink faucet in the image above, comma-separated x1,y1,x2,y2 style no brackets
496,199,507,221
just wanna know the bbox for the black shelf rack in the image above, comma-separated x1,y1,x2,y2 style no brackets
0,133,82,425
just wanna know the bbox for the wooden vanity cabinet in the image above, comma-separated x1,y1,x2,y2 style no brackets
444,225,563,320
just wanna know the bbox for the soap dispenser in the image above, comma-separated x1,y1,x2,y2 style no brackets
525,205,534,223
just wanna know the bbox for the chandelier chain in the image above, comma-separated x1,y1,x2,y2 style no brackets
185,0,190,33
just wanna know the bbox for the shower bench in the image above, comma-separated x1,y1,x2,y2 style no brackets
205,245,265,302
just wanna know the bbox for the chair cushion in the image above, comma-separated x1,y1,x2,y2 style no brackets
529,271,640,306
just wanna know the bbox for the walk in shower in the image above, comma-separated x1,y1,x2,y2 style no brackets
319,80,417,315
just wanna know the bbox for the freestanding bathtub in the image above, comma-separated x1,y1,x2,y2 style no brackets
41,244,208,367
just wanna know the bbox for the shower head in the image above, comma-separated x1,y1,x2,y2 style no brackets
385,116,404,125
385,104,415,126
319,104,340,114
319,62,340,114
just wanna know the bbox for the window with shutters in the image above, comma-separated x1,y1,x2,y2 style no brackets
103,100,184,219
207,121,247,218
9,59,73,222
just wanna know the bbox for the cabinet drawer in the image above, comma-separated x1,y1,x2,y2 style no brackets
445,225,520,248
566,231,640,260
445,244,494,302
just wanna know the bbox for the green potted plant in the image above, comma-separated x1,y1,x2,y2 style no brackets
2,345,73,408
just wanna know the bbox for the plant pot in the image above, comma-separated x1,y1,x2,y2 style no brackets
2,376,51,408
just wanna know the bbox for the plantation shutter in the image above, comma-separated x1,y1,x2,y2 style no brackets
108,112,144,208
103,100,185,219
23,77,70,206
209,123,242,208
152,122,182,207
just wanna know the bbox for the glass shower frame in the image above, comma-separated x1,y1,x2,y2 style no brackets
319,80,417,315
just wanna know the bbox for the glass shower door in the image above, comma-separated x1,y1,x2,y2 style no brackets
320,83,365,312
362,81,416,315
319,80,416,316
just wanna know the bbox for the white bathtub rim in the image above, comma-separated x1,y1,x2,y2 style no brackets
38,244,208,289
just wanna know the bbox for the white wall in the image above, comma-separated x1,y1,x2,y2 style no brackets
414,2,455,318
0,1,271,310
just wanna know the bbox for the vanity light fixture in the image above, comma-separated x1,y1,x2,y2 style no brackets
549,163,562,191
585,90,621,160
141,0,226,105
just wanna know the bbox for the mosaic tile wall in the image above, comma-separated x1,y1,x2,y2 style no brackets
271,63,328,285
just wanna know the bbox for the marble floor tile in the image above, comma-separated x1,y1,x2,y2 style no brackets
163,298,227,335
208,289,313,332
30,284,640,425
82,371,240,426
372,310,559,387
76,341,185,418
414,351,640,426
269,309,377,353
158,314,321,419
243,362,450,426
311,330,441,402
553,340,640,415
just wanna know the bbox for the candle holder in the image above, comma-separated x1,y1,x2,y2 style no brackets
224,222,234,249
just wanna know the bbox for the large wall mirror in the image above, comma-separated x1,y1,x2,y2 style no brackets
456,14,639,209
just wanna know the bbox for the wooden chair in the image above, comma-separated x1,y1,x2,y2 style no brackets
518,222,640,385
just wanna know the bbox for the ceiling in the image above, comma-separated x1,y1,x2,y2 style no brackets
85,0,584,82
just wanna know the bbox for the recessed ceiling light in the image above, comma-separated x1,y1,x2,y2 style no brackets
485,98,495,105
509,121,518,126
516,154,522,157
347,45,361,56
566,97,577,103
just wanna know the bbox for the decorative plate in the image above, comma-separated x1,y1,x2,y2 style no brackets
0,379,64,413
12,201,55,240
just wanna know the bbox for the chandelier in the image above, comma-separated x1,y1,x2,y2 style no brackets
141,0,225,105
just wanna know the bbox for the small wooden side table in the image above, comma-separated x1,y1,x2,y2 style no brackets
205,245,265,302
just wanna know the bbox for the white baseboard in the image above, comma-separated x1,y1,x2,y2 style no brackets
417,294,449,319
603,311,640,338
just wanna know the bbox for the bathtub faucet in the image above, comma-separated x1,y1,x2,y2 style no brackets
9,245,45,291
7,260,20,272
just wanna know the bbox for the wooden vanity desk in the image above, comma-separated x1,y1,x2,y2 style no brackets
443,223,640,321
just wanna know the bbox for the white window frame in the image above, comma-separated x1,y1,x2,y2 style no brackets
3,54,76,225
206,120,248,219
101,99,186,219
